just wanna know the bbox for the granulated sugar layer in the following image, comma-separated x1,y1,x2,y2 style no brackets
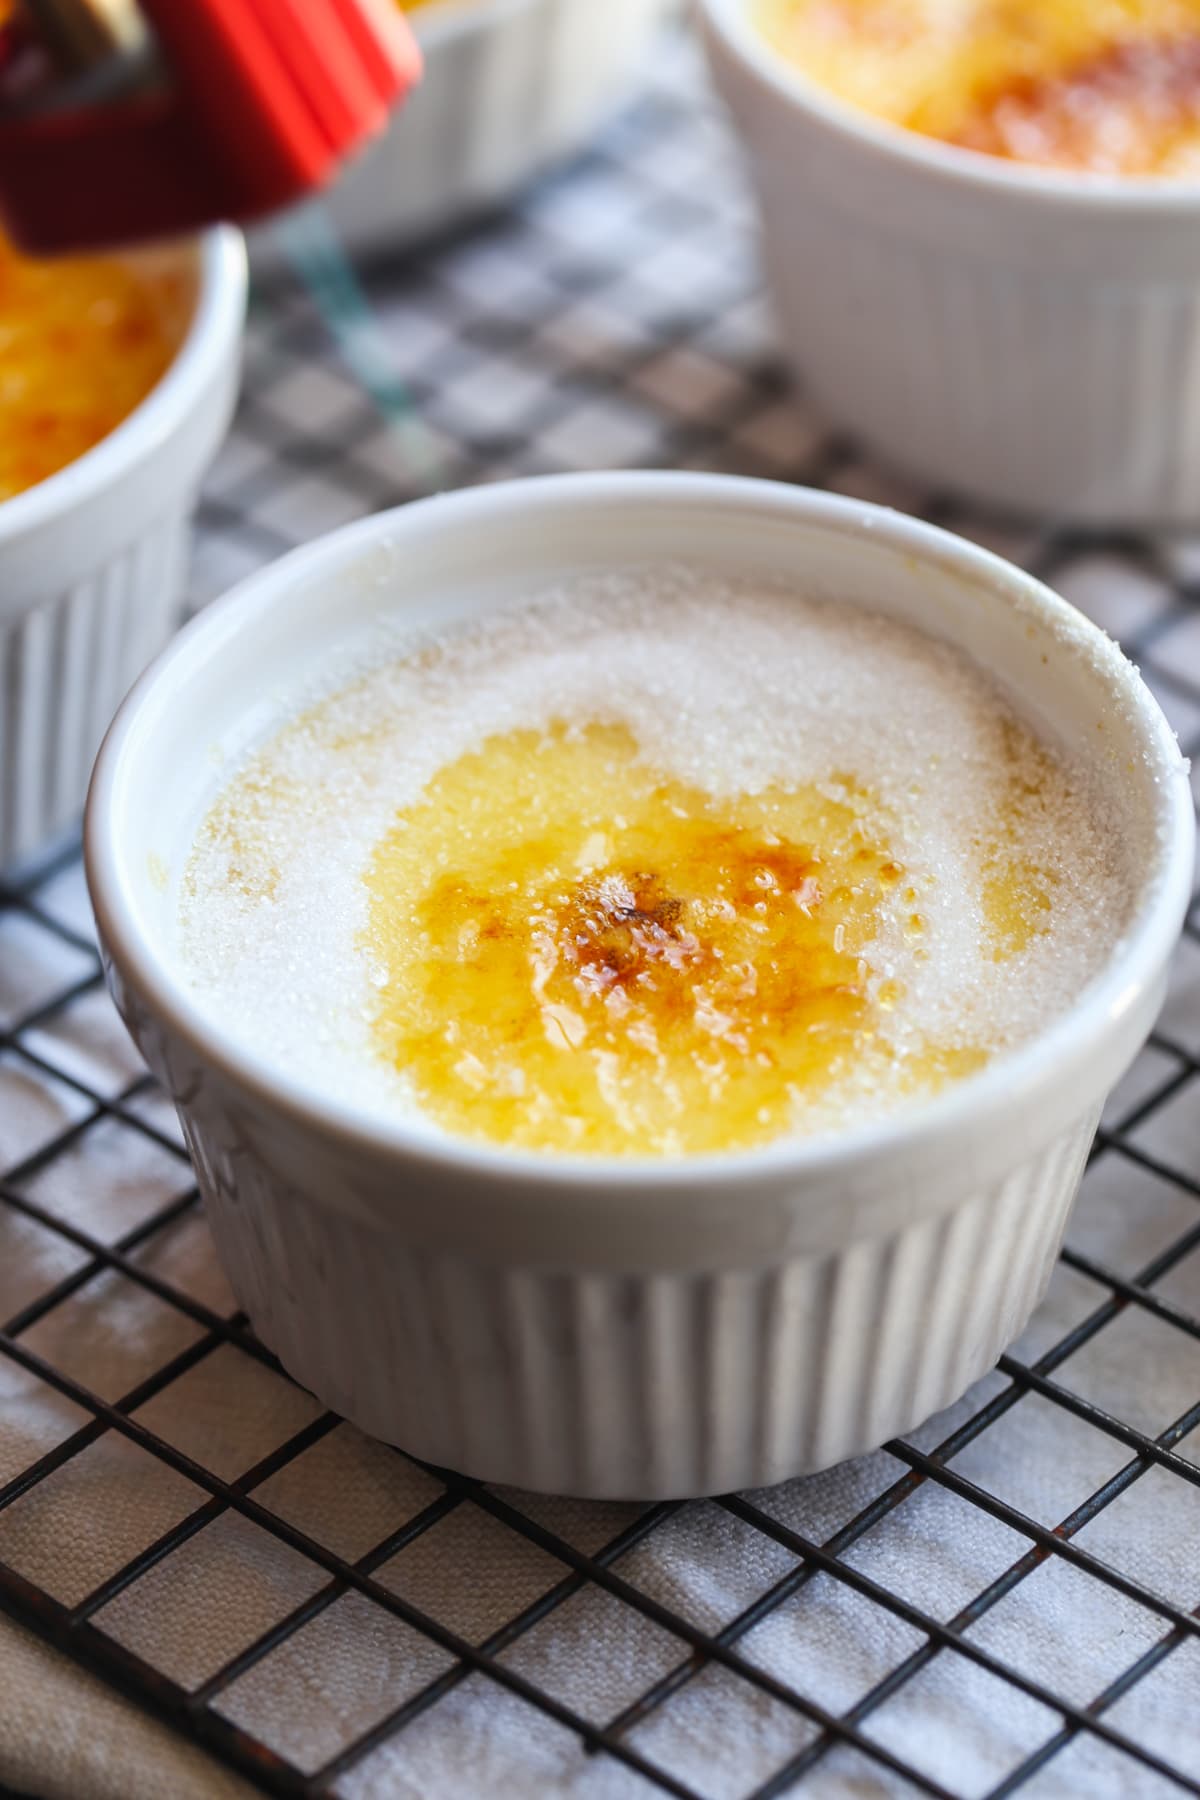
178,570,1136,1153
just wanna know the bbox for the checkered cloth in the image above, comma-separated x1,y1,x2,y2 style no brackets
2,31,1200,1800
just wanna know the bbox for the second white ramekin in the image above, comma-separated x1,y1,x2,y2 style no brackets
86,474,1192,1498
699,0,1200,525
252,0,675,268
0,229,246,871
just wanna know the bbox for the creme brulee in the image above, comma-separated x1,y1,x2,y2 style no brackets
758,0,1200,176
178,573,1131,1157
0,234,193,504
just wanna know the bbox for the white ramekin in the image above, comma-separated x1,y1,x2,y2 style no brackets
699,0,1200,525
0,229,246,872
86,473,1192,1499
251,0,675,268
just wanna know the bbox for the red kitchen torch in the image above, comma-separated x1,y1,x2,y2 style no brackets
0,0,422,252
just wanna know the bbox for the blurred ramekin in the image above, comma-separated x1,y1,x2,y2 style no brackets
699,0,1200,525
86,473,1192,1499
251,0,675,269
0,228,246,871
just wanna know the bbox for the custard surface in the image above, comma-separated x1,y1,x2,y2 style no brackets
179,577,1131,1158
0,236,193,504
758,1,1200,174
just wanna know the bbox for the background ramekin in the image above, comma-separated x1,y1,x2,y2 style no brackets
699,0,1200,525
250,0,675,269
86,473,1193,1499
0,229,246,872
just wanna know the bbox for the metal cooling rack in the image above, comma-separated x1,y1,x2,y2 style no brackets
3,28,1200,1800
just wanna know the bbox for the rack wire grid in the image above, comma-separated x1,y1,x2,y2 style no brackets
4,29,1200,1800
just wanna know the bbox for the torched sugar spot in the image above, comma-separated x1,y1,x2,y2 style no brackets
178,572,1135,1155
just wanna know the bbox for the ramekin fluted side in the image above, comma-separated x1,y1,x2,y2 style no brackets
0,228,245,872
252,0,674,265
176,1099,1094,1499
699,0,1200,524
756,189,1200,523
0,515,186,869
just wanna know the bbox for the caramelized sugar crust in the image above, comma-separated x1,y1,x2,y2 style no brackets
759,0,1200,174
361,721,1053,1156
0,236,193,503
950,33,1200,170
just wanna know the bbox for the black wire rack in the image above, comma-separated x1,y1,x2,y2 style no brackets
3,30,1200,1800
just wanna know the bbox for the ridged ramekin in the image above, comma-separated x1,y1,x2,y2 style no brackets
0,229,246,871
86,473,1192,1499
699,0,1200,525
250,0,674,268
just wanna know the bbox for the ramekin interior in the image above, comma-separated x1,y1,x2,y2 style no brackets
699,0,1200,210
0,228,247,549
86,473,1194,1194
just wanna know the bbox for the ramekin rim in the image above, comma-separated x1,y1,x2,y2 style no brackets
85,472,1195,1195
698,0,1200,212
0,225,247,547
